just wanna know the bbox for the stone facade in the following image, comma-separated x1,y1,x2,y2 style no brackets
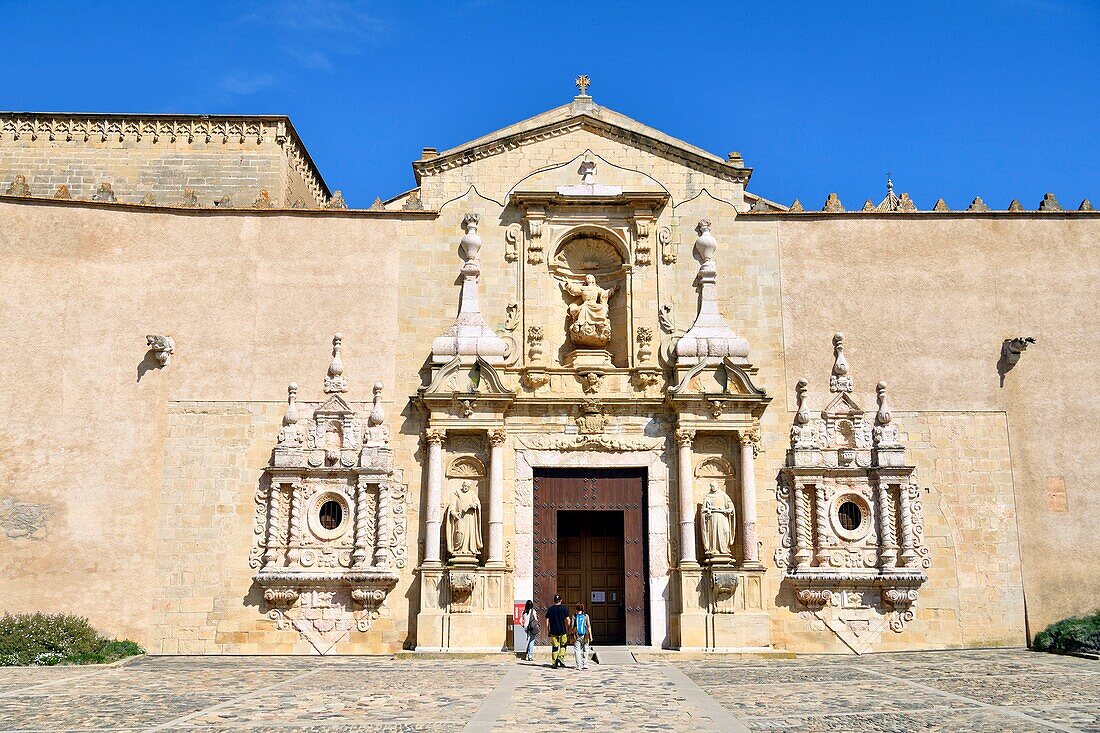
0,90,1096,655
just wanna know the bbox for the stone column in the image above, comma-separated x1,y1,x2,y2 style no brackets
676,428,698,567
814,484,830,565
487,428,507,567
262,481,283,567
792,481,814,570
373,481,392,568
423,428,446,566
875,476,897,569
352,477,370,566
739,430,760,566
898,482,918,567
288,481,304,563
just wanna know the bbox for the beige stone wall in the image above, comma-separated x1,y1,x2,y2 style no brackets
773,213,1100,637
0,115,328,206
0,154,1096,654
0,199,405,645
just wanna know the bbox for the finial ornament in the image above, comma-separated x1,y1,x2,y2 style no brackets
829,332,852,393
795,378,810,425
368,382,385,427
873,380,901,447
694,219,716,262
324,333,348,393
284,382,300,425
575,74,591,96
460,213,482,262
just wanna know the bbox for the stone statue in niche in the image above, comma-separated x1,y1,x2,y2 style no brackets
446,481,483,565
701,482,736,563
563,275,618,348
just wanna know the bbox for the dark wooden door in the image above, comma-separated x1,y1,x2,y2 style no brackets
558,512,625,644
533,468,647,645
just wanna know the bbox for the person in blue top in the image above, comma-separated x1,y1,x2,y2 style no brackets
572,603,593,670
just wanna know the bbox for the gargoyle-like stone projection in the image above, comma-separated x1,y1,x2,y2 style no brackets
776,333,929,654
251,335,407,654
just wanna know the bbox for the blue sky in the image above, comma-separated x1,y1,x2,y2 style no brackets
2,0,1097,208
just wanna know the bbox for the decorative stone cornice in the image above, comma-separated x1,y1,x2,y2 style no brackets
412,114,751,186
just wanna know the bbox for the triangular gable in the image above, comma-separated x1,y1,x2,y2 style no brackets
412,99,752,186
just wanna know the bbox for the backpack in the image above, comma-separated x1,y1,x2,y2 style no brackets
525,610,539,635
575,613,588,638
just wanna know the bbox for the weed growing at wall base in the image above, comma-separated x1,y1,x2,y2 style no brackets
0,613,143,666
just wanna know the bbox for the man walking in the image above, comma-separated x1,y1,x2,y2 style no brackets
545,594,570,669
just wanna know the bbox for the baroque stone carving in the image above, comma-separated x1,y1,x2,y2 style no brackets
701,482,736,563
146,335,175,366
514,433,665,452
711,571,739,604
91,182,116,203
658,225,676,264
575,399,610,434
431,214,507,364
563,275,618,348
446,481,483,565
253,337,404,654
504,223,521,262
675,220,750,362
326,190,348,209
5,174,30,196
778,333,929,651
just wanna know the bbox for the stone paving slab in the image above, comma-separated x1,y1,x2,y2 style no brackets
0,649,1094,732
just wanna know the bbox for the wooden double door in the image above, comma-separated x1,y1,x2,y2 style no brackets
533,468,647,645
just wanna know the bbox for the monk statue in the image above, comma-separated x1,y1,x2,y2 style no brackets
563,274,618,348
701,482,736,562
445,481,483,564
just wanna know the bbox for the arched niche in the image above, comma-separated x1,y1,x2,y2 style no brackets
550,226,630,367
445,455,487,562
695,455,739,563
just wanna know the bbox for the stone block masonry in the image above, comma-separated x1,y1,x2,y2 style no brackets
0,113,330,207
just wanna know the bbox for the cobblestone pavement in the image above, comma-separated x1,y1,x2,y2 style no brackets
0,648,1095,732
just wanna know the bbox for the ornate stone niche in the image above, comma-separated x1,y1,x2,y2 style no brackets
251,336,407,655
550,227,629,369
776,333,929,654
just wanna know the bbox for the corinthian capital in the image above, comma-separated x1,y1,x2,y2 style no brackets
488,428,507,447
424,428,446,446
675,428,695,448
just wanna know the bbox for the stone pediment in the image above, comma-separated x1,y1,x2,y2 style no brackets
508,150,669,205
412,99,751,186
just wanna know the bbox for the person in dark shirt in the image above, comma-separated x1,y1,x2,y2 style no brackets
544,594,571,669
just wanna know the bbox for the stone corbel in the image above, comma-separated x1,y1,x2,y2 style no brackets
796,588,833,612
633,207,655,266
881,587,919,632
448,570,477,613
525,205,546,264
711,570,739,611
351,587,387,632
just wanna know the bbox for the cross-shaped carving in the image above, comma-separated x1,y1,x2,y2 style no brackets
575,74,591,96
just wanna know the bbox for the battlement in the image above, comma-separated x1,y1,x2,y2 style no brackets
0,112,331,208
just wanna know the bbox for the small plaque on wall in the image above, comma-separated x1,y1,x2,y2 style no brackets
1047,477,1068,512
591,591,605,604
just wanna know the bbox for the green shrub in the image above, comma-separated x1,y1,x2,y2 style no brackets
0,613,144,666
1033,611,1100,655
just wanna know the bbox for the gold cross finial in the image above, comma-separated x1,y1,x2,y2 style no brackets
575,74,591,96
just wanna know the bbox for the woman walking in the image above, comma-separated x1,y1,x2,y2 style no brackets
572,603,593,670
520,600,538,662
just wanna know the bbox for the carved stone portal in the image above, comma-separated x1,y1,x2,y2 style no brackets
252,335,406,654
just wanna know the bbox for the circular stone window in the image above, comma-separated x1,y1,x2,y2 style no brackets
308,492,350,541
830,494,871,541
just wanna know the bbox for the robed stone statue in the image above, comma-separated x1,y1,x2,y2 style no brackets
564,274,618,348
701,482,736,562
446,481,483,564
